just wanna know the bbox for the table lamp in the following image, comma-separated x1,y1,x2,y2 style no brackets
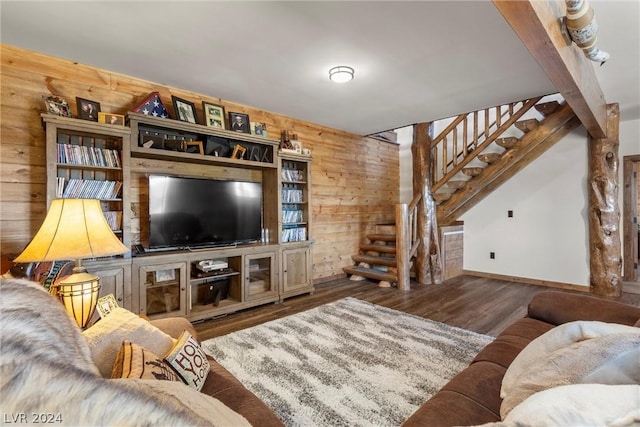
14,199,129,328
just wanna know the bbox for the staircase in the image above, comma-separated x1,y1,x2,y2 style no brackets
344,95,581,287
343,228,402,286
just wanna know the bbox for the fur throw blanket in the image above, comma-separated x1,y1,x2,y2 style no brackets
0,278,248,426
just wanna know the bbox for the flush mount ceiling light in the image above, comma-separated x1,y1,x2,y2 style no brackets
329,66,354,83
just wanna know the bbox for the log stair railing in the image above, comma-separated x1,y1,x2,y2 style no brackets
344,95,581,288
436,100,581,225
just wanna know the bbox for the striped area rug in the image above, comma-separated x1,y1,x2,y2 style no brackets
202,297,493,426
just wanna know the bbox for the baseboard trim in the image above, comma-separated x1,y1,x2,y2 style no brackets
314,273,347,285
463,270,590,293
623,281,640,295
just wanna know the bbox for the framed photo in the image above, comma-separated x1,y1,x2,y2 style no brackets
76,97,101,121
203,102,226,129
231,144,247,159
96,294,119,319
172,96,198,124
43,95,71,117
98,112,125,126
251,121,267,137
155,268,176,283
229,112,250,134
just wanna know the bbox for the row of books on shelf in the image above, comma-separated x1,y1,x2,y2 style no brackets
282,226,307,243
57,143,121,168
103,211,123,231
281,164,305,182
282,208,303,224
57,178,123,199
282,188,303,203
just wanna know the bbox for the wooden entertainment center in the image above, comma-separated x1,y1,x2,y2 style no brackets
43,112,314,322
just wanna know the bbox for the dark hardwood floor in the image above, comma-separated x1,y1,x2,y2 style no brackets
193,274,640,341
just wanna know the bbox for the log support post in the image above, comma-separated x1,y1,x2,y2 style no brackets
589,103,622,297
412,123,443,285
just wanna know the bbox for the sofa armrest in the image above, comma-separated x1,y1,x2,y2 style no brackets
149,317,198,341
528,291,640,326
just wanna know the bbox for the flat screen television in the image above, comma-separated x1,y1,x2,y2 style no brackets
148,175,262,249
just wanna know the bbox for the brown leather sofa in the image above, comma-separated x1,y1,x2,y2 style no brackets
402,291,640,427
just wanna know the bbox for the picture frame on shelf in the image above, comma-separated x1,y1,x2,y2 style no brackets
172,96,198,124
98,112,125,126
202,102,226,129
96,294,119,319
251,121,267,137
76,97,101,121
229,112,250,134
43,95,72,117
231,144,247,159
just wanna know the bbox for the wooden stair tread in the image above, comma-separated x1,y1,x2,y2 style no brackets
515,118,539,133
360,243,396,254
343,266,397,283
462,167,484,177
477,152,501,164
535,101,561,116
447,180,467,190
351,254,397,267
495,137,519,149
366,233,396,242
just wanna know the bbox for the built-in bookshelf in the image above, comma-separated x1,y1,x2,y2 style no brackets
42,113,131,251
279,155,311,244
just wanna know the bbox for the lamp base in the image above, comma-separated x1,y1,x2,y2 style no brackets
57,272,101,329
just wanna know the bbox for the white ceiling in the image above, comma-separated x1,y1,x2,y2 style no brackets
2,1,638,136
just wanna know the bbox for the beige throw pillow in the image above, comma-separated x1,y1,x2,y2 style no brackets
112,340,181,382
83,307,175,377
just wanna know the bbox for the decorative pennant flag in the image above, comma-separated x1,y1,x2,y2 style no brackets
131,92,169,118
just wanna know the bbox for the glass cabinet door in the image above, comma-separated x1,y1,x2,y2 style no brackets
139,262,187,318
245,253,277,301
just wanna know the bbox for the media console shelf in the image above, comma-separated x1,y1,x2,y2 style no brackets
128,112,279,169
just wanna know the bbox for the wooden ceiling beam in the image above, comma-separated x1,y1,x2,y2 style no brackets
493,0,607,138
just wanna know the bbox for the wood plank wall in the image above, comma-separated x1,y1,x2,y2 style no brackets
0,44,399,281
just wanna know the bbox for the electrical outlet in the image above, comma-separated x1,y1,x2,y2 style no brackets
490,252,495,259
508,210,513,218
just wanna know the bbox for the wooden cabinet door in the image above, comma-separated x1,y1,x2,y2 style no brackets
282,247,312,295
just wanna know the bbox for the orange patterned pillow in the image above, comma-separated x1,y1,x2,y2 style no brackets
112,340,180,382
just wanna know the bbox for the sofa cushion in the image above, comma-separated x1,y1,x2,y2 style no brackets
402,389,500,427
83,307,175,377
472,335,533,369
164,331,210,391
499,317,555,341
202,355,286,427
440,361,505,418
112,340,181,382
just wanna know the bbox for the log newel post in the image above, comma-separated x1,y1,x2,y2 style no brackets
412,122,443,285
589,103,622,297
396,203,410,291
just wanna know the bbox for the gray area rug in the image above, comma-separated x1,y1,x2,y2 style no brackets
202,297,493,426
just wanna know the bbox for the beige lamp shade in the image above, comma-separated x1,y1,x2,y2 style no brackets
14,199,129,262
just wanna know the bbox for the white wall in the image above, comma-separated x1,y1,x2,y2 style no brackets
461,117,640,287
396,125,414,203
